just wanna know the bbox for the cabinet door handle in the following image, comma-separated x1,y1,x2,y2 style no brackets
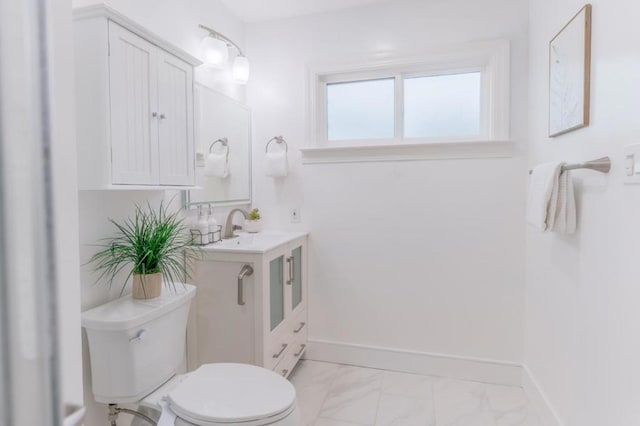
294,344,306,357
281,369,289,377
151,112,158,118
293,322,306,333
159,113,166,120
237,265,254,305
286,256,293,285
272,343,288,358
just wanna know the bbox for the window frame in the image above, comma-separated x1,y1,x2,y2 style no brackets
308,40,510,149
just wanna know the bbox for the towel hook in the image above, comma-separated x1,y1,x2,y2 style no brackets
209,137,230,161
265,136,288,153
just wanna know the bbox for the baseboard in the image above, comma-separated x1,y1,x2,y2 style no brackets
304,339,522,386
521,365,563,426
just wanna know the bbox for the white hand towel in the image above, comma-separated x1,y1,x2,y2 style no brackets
551,170,576,234
204,153,230,178
157,399,177,426
526,162,563,230
264,151,288,177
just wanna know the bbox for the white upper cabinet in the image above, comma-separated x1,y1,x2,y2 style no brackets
73,6,201,189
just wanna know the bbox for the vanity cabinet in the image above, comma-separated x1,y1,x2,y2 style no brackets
189,233,308,378
73,6,201,189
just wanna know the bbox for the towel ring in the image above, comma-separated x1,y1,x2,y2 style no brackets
209,137,229,161
265,136,288,153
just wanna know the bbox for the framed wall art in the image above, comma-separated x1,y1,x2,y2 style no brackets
549,4,592,137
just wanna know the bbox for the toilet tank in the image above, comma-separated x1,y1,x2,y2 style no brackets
81,284,196,403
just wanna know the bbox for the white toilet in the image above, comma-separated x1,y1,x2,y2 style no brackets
81,284,299,425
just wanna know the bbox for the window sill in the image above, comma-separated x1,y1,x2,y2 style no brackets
300,140,513,165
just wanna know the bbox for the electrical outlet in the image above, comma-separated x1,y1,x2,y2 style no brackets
290,208,301,223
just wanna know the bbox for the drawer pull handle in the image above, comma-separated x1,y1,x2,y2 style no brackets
293,322,306,333
281,369,289,377
294,344,306,357
273,343,288,358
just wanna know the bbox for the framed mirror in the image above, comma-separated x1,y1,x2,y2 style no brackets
185,84,252,206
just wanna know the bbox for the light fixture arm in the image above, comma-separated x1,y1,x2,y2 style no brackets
199,24,245,56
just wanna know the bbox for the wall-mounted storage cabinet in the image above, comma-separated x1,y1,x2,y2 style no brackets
189,233,308,379
73,6,202,189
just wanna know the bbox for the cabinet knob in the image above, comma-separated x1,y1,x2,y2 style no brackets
159,114,166,120
151,112,158,118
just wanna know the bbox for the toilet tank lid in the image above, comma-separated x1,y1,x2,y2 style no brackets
81,284,196,331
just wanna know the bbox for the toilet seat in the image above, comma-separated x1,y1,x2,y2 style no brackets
163,363,296,426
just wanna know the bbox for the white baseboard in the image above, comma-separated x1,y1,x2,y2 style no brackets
305,339,522,386
521,365,563,426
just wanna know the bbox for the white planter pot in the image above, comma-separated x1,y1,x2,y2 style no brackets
244,219,262,233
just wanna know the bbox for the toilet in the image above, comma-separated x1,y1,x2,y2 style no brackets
81,284,299,425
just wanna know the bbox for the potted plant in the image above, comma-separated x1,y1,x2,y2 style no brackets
89,202,199,299
244,208,262,233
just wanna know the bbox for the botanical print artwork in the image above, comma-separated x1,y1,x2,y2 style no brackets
549,4,591,137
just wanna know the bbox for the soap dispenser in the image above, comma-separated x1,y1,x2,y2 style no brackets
207,204,218,243
197,205,209,244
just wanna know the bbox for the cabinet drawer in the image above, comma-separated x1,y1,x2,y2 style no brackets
267,332,292,369
290,309,307,337
273,347,296,379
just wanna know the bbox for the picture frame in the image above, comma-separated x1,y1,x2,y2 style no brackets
549,4,592,137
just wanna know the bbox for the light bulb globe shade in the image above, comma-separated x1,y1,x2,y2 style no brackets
201,36,229,68
232,56,250,84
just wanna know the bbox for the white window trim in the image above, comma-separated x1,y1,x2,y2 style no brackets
302,40,511,164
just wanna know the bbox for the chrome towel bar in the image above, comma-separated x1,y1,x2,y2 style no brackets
529,156,611,175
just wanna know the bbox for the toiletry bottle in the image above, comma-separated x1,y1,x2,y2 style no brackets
197,205,209,244
207,204,218,243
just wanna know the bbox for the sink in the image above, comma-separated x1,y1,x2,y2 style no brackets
202,231,308,254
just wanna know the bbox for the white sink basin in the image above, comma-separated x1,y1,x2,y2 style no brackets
202,231,308,254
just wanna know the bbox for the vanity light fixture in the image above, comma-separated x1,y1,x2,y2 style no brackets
199,24,250,84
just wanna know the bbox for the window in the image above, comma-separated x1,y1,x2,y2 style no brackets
404,72,481,139
327,78,395,141
310,40,510,149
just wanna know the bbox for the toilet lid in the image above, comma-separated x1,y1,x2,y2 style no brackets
168,363,296,425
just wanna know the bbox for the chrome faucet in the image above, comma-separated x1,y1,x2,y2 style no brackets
224,208,250,239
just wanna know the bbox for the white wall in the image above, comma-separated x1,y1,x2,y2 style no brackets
246,0,529,366
525,1,640,425
71,1,246,424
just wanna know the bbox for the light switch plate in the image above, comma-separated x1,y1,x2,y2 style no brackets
624,144,640,184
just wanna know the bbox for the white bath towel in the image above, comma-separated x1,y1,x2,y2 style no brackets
551,170,577,234
526,162,576,234
527,162,562,230
204,152,230,178
264,151,288,177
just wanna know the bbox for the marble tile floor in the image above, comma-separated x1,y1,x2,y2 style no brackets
288,360,543,426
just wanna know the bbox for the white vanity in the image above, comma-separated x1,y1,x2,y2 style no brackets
189,232,309,378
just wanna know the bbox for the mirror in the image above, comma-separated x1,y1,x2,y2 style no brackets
186,84,251,206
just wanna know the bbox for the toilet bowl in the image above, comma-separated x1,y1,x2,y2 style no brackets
139,363,299,426
81,284,299,426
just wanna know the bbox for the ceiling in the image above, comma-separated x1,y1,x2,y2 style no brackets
220,0,398,23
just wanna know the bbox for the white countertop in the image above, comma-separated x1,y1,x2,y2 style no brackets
200,231,308,254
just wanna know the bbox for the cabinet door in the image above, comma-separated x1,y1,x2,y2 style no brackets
108,21,159,185
157,51,195,186
290,245,304,311
269,254,286,332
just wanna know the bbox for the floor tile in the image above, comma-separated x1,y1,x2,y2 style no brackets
290,362,542,426
375,393,434,426
381,371,434,399
319,365,384,424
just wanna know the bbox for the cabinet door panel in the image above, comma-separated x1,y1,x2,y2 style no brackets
269,255,285,331
157,52,195,185
108,21,159,184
